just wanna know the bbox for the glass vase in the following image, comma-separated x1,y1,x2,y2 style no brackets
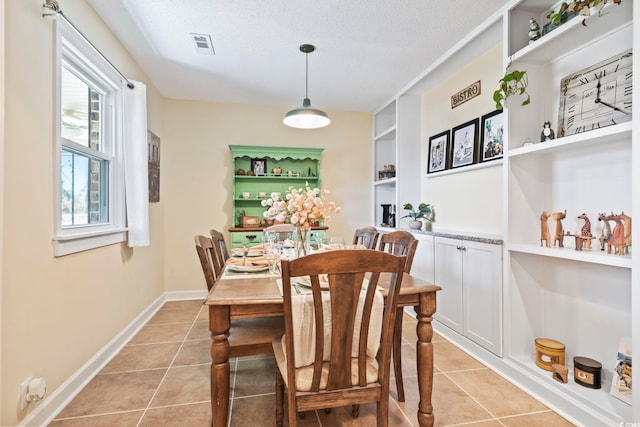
293,226,311,258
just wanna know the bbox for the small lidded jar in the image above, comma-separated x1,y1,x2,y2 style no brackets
535,338,565,371
573,356,602,389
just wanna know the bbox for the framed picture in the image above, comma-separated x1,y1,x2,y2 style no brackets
480,109,504,162
427,130,449,174
450,118,479,169
147,129,160,202
251,158,267,176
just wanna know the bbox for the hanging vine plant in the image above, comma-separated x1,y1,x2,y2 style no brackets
493,69,530,110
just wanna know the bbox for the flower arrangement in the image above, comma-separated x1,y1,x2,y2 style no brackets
262,183,341,256
261,183,341,228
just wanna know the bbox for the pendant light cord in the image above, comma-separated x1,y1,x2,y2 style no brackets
305,51,309,100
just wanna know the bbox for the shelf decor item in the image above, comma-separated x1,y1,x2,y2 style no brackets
573,356,602,389
401,203,434,231
480,110,504,163
493,69,530,110
540,121,555,142
251,158,267,176
540,211,551,247
545,0,623,34
610,337,632,405
557,49,632,137
427,130,449,173
535,338,566,371
261,183,340,257
450,118,479,169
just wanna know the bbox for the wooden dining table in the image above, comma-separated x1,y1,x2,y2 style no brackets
205,268,441,427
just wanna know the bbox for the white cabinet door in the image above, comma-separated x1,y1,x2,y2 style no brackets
434,237,463,333
462,240,502,356
412,234,434,284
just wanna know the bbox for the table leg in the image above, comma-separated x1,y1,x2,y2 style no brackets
209,306,231,427
415,292,437,427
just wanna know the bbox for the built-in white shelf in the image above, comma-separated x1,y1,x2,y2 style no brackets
509,243,632,268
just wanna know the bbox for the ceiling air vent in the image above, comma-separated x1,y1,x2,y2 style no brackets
190,33,215,55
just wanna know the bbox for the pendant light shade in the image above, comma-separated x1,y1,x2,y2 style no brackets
284,44,330,129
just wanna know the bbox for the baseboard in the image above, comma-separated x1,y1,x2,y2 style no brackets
16,291,199,426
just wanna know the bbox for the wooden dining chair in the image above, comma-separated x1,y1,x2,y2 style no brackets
209,229,230,273
274,249,407,427
352,226,380,249
265,223,294,242
377,231,418,402
194,234,284,357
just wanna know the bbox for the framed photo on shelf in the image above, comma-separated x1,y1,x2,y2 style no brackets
480,109,504,162
251,158,267,176
450,118,479,169
427,130,449,174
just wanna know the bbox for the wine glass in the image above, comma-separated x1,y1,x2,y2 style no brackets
330,236,345,249
263,242,279,275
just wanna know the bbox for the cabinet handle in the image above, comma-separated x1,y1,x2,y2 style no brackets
456,245,462,250
246,235,257,241
461,246,466,251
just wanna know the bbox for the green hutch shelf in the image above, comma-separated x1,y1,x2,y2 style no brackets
228,145,327,248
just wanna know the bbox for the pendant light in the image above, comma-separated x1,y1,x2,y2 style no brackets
283,44,330,129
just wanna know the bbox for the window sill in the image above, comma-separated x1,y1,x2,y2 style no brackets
53,228,127,256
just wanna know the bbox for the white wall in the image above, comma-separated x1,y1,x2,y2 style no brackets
421,44,503,235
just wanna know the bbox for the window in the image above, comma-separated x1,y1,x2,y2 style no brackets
54,20,126,256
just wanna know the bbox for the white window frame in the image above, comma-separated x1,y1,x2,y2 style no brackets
53,20,126,256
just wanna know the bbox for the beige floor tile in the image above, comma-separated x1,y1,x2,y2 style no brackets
447,369,549,418
101,342,181,373
230,394,322,427
56,370,166,418
499,410,576,426
317,401,413,426
187,320,211,340
150,364,210,407
138,402,211,427
162,300,205,310
148,308,200,324
197,307,209,321
129,322,192,345
174,338,211,366
49,411,143,427
433,340,485,372
233,356,277,397
397,374,494,427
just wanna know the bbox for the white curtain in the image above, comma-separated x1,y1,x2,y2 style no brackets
123,80,150,247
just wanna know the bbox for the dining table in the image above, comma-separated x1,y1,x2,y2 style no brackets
205,259,441,427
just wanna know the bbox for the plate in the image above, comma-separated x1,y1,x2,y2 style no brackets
226,264,269,273
296,277,329,290
231,250,264,257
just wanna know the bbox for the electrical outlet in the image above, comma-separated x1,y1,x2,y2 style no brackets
19,377,32,410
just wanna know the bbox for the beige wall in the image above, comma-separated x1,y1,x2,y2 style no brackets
2,1,165,425
162,99,371,291
421,44,503,235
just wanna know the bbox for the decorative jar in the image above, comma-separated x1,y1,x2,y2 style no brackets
293,226,311,258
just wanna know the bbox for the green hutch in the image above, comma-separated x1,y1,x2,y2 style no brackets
228,145,328,248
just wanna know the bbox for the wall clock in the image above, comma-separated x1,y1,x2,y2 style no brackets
557,49,632,137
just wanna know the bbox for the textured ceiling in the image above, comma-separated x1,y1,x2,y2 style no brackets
87,0,510,112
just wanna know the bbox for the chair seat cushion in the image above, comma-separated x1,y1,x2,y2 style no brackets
273,338,379,391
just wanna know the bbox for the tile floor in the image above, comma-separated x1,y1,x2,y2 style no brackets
49,300,576,427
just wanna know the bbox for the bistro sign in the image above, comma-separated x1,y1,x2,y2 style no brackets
451,80,481,109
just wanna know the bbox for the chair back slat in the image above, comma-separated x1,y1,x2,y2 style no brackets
209,229,229,277
194,235,217,291
352,226,380,249
378,231,418,273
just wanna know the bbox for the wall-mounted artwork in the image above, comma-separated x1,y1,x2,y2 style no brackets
450,118,479,169
427,130,449,174
148,129,160,202
480,109,504,162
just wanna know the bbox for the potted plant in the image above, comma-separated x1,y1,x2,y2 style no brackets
401,203,434,231
493,69,530,110
546,0,622,32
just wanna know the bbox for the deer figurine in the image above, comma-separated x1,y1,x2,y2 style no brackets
619,211,632,254
598,212,612,251
540,211,551,247
553,209,567,248
605,212,626,255
578,213,593,250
